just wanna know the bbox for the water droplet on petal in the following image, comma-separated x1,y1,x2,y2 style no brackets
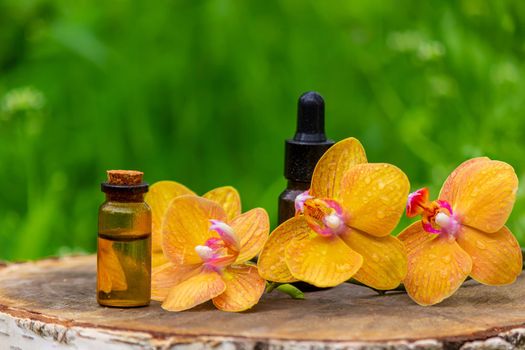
371,253,380,262
378,181,385,190
377,210,385,219
442,255,451,263
476,240,487,250
365,177,371,185
337,264,350,272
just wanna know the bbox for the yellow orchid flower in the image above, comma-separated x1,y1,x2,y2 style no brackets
151,195,269,312
97,239,127,293
145,181,241,267
258,137,409,289
399,157,522,306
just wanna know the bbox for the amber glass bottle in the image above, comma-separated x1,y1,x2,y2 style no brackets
97,170,151,307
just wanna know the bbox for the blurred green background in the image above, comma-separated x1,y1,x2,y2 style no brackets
1,0,524,261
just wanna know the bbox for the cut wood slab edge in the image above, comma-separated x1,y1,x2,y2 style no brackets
2,256,525,349
1,306,525,350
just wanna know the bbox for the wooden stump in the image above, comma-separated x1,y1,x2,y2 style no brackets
0,256,524,349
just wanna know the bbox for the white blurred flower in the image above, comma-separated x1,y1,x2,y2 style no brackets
387,31,424,52
387,30,445,61
491,61,518,85
0,86,45,119
416,41,445,61
428,74,455,97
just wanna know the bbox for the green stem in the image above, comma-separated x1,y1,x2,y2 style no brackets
265,282,305,299
347,279,405,295
265,282,279,293
276,284,305,299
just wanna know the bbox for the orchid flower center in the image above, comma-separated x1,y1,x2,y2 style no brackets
195,245,215,261
194,220,239,269
324,213,343,230
302,197,348,237
406,188,460,237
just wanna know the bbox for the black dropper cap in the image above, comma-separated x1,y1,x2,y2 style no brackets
284,91,335,182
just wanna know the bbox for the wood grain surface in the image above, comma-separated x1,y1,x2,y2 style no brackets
0,255,524,349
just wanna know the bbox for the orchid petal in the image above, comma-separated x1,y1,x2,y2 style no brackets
162,269,226,312
285,233,363,288
257,216,310,283
340,163,409,237
310,137,367,200
212,264,266,312
162,195,227,266
401,223,472,306
438,157,489,206
340,229,407,290
151,263,202,301
97,239,127,293
203,186,241,221
439,158,518,233
230,208,269,263
145,181,196,263
457,225,522,285
398,221,438,254
152,251,169,268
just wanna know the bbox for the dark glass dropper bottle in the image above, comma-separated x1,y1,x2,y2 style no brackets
278,92,334,224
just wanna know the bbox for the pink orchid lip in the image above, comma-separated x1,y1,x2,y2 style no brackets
204,237,223,250
294,190,313,214
406,188,429,217
209,219,240,250
436,200,453,215
323,199,344,216
422,221,441,234
204,255,236,269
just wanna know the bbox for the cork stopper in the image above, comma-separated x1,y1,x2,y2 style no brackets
107,170,144,186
